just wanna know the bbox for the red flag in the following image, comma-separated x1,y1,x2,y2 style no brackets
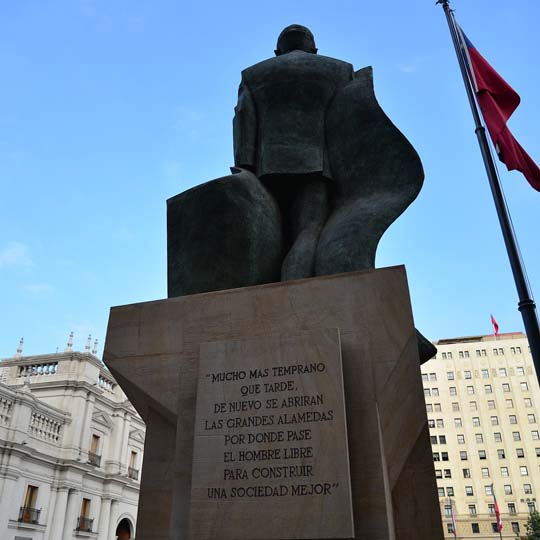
491,314,499,336
457,25,540,191
492,486,503,532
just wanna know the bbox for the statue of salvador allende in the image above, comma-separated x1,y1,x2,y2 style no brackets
167,24,436,362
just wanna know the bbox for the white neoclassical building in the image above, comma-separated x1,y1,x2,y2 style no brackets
0,342,145,540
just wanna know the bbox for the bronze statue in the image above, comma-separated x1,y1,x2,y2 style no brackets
167,24,435,361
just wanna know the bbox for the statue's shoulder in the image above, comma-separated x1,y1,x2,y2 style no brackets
242,52,353,84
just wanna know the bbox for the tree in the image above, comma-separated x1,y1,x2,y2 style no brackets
519,511,540,540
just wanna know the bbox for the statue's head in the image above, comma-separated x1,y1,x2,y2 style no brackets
275,25,317,56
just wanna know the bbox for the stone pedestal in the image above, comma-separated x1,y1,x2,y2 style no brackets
104,266,444,540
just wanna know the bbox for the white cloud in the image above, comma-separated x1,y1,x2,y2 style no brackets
0,241,33,268
22,283,54,295
397,63,418,73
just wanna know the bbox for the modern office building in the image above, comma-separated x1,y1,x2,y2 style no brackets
0,343,145,540
422,332,539,539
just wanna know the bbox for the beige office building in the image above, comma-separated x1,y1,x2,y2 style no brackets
421,332,539,539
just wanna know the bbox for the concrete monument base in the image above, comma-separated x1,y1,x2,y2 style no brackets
104,266,444,540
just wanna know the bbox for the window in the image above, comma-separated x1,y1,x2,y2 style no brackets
429,373,437,381
436,419,444,428
506,399,514,408
485,384,493,393
494,348,499,356
460,451,468,460
464,370,471,379
536,448,540,457
488,400,496,409
482,349,487,356
481,467,489,477
465,486,474,496
499,348,504,355
467,385,475,395
430,435,438,445
503,383,511,392
521,382,529,391
444,469,452,478
78,498,91,531
504,484,512,495
532,430,540,440
452,402,460,412
485,485,493,495
520,466,529,476
529,501,536,513
511,346,515,354
447,371,455,380
437,487,445,497
432,388,439,396
500,467,509,477
476,349,481,357
517,347,522,354
471,523,480,534
448,352,453,359
528,414,536,424
468,504,477,515
463,468,471,478
470,401,478,411
517,366,525,375
524,484,532,494
509,415,517,424
447,523,455,534
439,435,447,444
433,452,440,461
525,398,533,408
476,433,484,443
447,486,454,496
434,403,442,412
442,352,447,359
513,431,521,441
428,419,435,428
435,469,442,478
426,404,433,412
444,504,452,517
499,368,507,377
494,432,502,442
459,351,464,358
441,452,449,461
449,386,457,396
21,485,39,523
481,368,489,377
498,449,506,459
473,416,481,426
424,389,431,397
508,503,516,514
454,418,462,427
491,416,499,425
512,522,520,534
488,503,496,514
479,450,486,460
491,523,500,533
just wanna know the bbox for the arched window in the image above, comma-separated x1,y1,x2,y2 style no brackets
115,518,132,540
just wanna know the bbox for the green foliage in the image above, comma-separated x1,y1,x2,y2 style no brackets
519,511,540,540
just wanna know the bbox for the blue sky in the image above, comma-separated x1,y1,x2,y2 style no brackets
1,0,539,358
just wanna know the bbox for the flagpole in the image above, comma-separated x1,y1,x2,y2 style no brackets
437,0,540,385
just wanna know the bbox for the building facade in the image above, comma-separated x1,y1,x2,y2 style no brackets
0,349,145,540
422,332,538,539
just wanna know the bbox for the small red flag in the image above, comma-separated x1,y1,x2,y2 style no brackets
493,486,503,532
491,314,500,336
457,25,540,191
